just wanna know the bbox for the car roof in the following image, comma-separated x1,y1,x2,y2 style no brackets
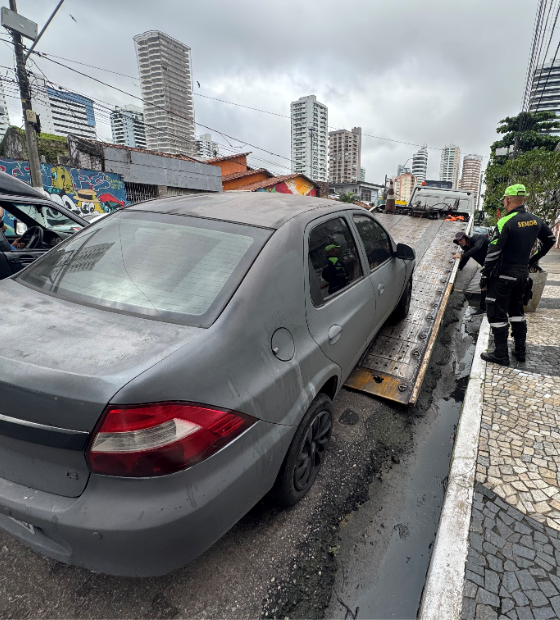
0,170,48,199
128,192,347,229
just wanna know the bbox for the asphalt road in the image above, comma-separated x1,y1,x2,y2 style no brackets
0,264,480,620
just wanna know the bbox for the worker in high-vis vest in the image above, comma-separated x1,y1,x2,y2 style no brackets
322,244,349,295
480,184,556,366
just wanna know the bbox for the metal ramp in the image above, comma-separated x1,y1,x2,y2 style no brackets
345,215,470,405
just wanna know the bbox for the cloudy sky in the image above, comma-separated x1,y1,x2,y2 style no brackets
0,0,540,181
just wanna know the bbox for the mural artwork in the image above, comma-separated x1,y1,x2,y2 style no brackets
0,159,128,216
256,176,318,196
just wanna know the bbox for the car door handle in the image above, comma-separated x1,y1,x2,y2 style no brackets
378,283,385,295
328,325,343,344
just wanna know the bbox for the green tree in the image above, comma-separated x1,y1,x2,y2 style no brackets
491,111,560,155
484,148,560,223
338,191,358,203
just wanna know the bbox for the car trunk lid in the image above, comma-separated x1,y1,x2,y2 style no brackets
0,280,203,497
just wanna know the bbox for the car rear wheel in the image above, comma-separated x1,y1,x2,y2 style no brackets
272,393,333,507
392,276,412,319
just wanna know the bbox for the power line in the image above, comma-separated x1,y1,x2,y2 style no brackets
22,42,444,151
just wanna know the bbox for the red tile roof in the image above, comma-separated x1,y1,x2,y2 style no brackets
204,152,252,164
222,168,273,182
230,173,319,192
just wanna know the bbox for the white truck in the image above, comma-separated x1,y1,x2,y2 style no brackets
390,186,476,219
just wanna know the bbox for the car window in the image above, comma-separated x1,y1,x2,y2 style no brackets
353,214,392,271
1,203,83,237
17,210,272,328
308,217,363,306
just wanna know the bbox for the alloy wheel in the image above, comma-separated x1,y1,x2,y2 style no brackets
293,410,332,491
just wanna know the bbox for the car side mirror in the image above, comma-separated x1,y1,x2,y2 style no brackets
395,243,415,261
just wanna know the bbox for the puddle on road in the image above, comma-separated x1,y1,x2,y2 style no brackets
352,393,466,620
331,300,479,620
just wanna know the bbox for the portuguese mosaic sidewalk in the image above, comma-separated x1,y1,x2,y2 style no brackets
461,249,560,620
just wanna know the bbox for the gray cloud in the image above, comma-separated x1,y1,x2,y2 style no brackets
0,0,537,181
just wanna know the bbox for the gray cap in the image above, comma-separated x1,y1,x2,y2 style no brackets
453,232,467,244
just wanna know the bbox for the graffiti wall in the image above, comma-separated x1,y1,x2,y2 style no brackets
256,176,318,196
0,159,128,216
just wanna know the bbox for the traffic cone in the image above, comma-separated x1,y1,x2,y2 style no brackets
385,179,396,213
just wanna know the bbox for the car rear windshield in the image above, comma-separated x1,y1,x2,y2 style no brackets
17,210,272,327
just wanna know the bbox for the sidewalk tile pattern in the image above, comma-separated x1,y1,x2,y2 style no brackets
462,483,560,620
462,254,560,620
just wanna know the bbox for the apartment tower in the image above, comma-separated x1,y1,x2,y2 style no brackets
329,126,362,184
290,95,328,182
529,60,560,134
30,76,97,140
459,154,483,205
110,105,147,149
196,133,220,159
411,145,428,185
440,144,461,189
134,31,195,155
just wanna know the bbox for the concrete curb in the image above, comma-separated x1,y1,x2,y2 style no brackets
418,316,490,620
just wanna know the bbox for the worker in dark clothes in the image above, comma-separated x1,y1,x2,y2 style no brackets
453,231,489,315
480,184,556,366
322,244,349,295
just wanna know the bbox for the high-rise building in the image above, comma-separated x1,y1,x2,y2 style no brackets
360,167,366,182
440,144,461,189
30,76,96,139
110,105,147,149
459,154,483,205
529,60,560,134
329,126,362,184
196,133,220,159
0,80,9,140
290,95,328,182
394,172,417,202
412,145,428,185
134,31,195,156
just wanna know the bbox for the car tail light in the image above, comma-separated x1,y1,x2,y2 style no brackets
86,402,256,477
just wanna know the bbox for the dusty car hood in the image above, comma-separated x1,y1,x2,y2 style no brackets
0,279,204,432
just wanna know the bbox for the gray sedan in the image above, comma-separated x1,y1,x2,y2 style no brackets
0,193,414,576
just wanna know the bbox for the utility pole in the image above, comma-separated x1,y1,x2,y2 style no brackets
8,0,42,187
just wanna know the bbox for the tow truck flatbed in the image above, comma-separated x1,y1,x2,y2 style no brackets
345,214,471,406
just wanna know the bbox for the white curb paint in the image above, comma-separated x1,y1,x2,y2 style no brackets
418,316,490,620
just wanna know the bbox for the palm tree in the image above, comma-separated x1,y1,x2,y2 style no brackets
338,191,358,203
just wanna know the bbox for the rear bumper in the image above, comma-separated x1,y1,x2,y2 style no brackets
0,419,294,576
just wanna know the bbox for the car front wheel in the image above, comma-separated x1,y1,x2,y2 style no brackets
272,393,333,507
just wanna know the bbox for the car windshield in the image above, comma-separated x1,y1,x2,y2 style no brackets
17,210,272,327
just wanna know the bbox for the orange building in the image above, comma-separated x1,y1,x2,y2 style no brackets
205,152,327,197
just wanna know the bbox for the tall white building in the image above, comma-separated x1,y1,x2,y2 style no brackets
290,95,328,182
30,76,96,139
110,105,146,149
134,31,195,156
0,80,9,140
196,133,220,159
360,167,366,182
329,127,362,184
459,154,483,205
440,144,461,189
412,145,428,185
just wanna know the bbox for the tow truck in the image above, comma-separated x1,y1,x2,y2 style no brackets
347,186,475,405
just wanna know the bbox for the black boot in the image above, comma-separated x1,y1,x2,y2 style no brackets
481,326,510,366
511,321,527,362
